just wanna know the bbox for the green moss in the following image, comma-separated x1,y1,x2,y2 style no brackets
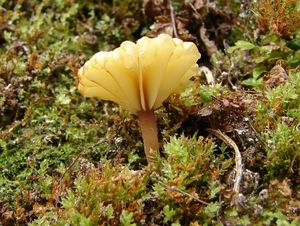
0,0,143,212
160,135,215,188
31,162,148,225
264,123,300,178
255,71,300,129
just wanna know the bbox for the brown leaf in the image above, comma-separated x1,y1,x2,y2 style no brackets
148,16,173,37
265,64,288,88
270,179,292,197
143,0,168,18
147,15,195,41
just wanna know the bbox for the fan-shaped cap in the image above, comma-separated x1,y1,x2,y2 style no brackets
78,34,201,114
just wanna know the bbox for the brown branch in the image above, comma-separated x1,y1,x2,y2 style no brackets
188,2,201,18
58,139,104,184
168,0,179,38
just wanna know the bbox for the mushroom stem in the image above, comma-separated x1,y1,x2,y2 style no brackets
137,110,160,168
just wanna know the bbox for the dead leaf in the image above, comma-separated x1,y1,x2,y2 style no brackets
265,65,288,88
270,178,292,197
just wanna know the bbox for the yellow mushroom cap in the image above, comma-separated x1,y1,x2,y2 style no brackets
78,34,201,114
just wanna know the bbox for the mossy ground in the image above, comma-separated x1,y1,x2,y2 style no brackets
0,0,299,225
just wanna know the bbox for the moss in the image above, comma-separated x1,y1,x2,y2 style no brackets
0,0,143,216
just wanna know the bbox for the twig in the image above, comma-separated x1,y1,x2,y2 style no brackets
246,119,267,146
207,129,243,194
157,181,208,205
289,154,297,173
168,0,179,38
188,2,201,18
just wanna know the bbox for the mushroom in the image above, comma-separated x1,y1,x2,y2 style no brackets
78,34,200,168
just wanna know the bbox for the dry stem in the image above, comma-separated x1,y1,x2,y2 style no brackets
207,128,243,194
169,0,179,38
158,181,208,205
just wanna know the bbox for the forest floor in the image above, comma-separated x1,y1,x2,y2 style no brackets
0,0,299,225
